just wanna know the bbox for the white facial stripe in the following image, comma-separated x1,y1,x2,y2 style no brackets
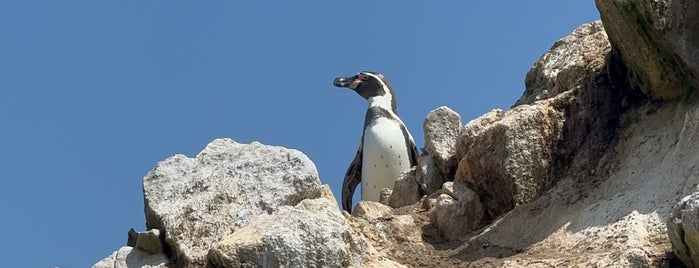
361,72,394,110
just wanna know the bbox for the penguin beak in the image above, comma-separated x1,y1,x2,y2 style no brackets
333,76,355,88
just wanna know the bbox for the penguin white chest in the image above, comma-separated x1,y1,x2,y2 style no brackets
361,117,412,202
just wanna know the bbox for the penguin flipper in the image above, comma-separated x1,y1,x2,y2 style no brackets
342,139,363,212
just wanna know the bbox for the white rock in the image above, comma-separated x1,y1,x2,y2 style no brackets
92,246,168,268
430,182,483,240
423,106,463,178
207,194,361,267
142,138,322,267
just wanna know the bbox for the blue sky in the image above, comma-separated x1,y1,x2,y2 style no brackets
0,2,599,267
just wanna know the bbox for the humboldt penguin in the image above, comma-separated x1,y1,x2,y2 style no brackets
333,71,419,212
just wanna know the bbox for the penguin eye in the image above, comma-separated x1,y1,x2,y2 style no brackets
357,74,370,81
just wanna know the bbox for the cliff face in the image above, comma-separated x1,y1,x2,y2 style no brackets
94,1,699,267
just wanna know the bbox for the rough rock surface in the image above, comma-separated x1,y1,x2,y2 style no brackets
353,201,394,221
668,189,699,267
387,167,422,208
143,138,322,267
423,106,463,183
515,21,611,106
455,99,566,220
596,0,699,101
457,100,699,266
415,153,442,195
428,182,482,240
92,246,168,268
454,21,621,222
207,186,363,268
129,229,162,254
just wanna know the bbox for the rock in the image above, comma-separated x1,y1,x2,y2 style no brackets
353,201,394,222
143,138,322,267
423,106,463,177
388,167,422,208
454,101,565,219
415,153,443,194
668,190,699,267
456,98,699,267
92,246,168,268
515,21,610,106
207,194,360,268
453,22,620,221
135,229,163,254
379,188,392,205
344,210,426,265
596,0,699,101
455,109,505,159
127,228,137,247
429,182,482,240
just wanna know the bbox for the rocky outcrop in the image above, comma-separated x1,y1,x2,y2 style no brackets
596,0,699,101
142,139,322,266
94,139,402,268
95,2,699,267
453,21,620,222
515,21,612,106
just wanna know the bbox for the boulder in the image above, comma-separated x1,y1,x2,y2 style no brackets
388,167,422,208
454,101,565,219
142,138,322,267
423,106,463,178
429,182,483,240
596,0,699,100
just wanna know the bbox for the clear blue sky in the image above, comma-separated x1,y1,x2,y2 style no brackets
0,2,599,267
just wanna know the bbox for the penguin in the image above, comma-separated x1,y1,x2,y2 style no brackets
333,71,419,212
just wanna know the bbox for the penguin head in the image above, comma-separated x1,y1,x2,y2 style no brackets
333,71,397,111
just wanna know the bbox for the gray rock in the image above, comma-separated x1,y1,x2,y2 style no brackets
423,106,463,177
207,194,359,268
597,0,699,101
136,229,162,254
429,182,482,240
127,228,137,247
143,138,322,267
416,153,445,195
453,21,620,221
388,167,422,208
454,103,565,219
515,21,610,106
668,190,699,267
92,246,168,268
